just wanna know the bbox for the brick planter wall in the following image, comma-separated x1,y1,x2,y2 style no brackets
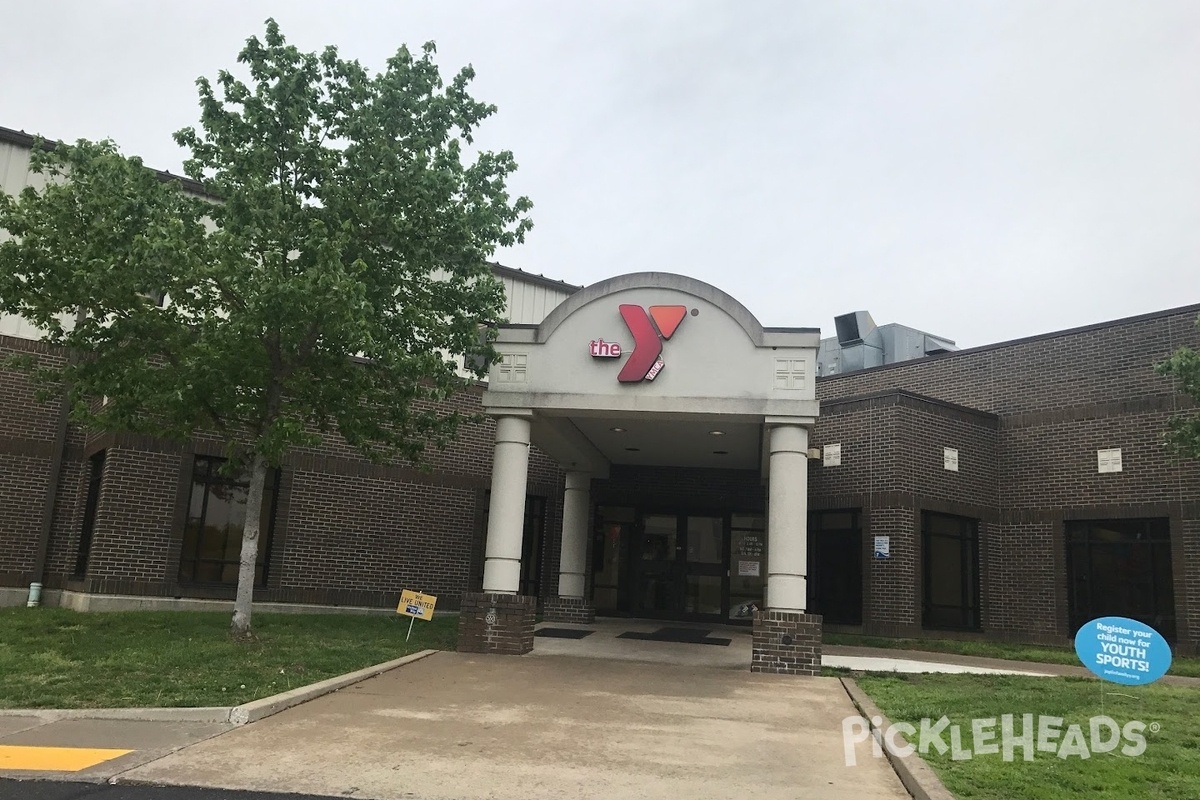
751,611,823,676
543,596,595,624
457,591,537,655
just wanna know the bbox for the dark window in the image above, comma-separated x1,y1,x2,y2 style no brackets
1067,519,1175,640
479,494,547,598
74,451,105,578
922,512,980,630
808,510,863,625
178,456,278,586
520,497,546,598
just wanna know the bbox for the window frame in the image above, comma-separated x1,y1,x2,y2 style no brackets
1065,517,1175,640
177,455,279,588
73,450,106,579
921,511,981,631
807,509,863,626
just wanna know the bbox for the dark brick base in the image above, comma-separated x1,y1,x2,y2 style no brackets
751,610,823,675
542,596,595,624
457,591,537,655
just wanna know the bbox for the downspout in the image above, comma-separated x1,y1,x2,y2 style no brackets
28,307,83,607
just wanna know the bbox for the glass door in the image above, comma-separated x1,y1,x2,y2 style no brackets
684,516,726,619
728,514,766,621
633,512,729,621
636,514,683,615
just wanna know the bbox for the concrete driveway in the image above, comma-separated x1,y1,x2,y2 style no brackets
121,651,907,800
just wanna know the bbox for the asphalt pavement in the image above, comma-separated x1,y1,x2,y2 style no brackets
0,781,348,800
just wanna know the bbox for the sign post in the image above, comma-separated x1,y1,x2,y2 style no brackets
1075,616,1171,716
396,589,438,641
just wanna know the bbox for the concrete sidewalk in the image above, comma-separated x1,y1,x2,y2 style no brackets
531,618,1066,676
119,651,910,800
0,715,231,783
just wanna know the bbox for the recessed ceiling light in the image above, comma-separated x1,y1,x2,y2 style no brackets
625,447,640,452
713,450,729,455
610,426,626,433
709,430,726,436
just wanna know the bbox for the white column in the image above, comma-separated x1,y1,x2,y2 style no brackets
482,414,532,594
557,471,591,599
766,423,809,612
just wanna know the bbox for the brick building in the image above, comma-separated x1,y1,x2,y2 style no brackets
2,125,1198,669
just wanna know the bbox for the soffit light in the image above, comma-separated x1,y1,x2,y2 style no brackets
610,426,627,433
709,430,725,436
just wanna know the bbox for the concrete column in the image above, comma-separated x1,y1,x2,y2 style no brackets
557,471,591,599
766,423,809,612
481,414,532,594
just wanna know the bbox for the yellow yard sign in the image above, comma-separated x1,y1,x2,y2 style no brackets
397,589,437,621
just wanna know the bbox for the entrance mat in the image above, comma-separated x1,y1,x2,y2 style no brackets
535,627,595,639
617,627,732,646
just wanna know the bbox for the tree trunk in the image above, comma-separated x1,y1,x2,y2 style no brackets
230,453,268,639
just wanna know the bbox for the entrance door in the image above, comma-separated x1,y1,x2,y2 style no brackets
636,514,683,615
633,513,727,620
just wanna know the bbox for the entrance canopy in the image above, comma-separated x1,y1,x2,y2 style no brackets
468,273,826,671
482,272,821,475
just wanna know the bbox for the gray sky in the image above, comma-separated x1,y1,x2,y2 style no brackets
2,1,1197,347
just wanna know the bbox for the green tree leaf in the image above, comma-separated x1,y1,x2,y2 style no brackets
1155,315,1200,461
0,18,530,637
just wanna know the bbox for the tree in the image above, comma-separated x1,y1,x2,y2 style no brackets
1156,315,1200,460
0,19,531,638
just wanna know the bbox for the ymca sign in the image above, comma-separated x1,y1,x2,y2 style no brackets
588,303,689,383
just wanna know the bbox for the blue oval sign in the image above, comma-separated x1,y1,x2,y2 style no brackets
1074,616,1172,686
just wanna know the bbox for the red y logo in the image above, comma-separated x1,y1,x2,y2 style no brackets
617,304,687,382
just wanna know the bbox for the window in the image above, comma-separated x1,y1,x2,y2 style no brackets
480,494,546,597
74,451,105,578
1067,519,1175,640
178,456,279,586
729,513,766,621
922,512,980,630
808,510,863,625
520,497,546,598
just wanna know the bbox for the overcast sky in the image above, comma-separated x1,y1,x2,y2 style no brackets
2,1,1197,347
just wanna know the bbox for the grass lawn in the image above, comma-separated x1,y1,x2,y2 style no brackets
0,607,458,709
857,673,1200,800
825,633,1200,678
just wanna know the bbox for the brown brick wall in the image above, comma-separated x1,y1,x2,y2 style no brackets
45,459,87,582
457,591,537,655
1183,518,1200,655
0,335,65,443
2,307,1198,654
0,336,68,587
84,447,182,584
863,507,918,634
809,392,999,637
810,392,999,508
0,454,51,581
278,470,478,602
0,317,568,608
543,595,595,624
817,307,1200,415
751,611,822,676
985,521,1060,640
816,307,1200,647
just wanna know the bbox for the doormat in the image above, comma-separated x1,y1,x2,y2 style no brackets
535,627,595,639
617,627,731,646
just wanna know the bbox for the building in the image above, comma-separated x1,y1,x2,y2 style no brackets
2,125,1198,671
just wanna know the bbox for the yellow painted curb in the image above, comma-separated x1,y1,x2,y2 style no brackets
0,744,133,772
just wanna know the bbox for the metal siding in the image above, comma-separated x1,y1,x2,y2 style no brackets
0,141,69,341
503,277,570,325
